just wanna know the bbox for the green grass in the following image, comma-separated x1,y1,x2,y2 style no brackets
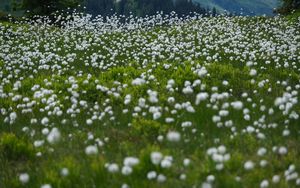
0,14,300,187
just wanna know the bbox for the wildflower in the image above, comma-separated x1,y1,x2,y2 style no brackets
19,173,30,184
257,147,267,156
166,131,181,142
132,78,146,86
121,166,133,175
272,175,280,183
41,184,52,188
260,180,269,188
278,146,287,155
107,163,119,173
61,168,69,177
47,128,61,144
157,174,166,183
183,158,191,166
85,145,98,155
244,161,255,170
147,171,157,180
123,157,139,167
151,152,163,165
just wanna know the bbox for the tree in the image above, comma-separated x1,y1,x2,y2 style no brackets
277,0,300,14
85,0,115,16
212,7,217,16
21,0,82,16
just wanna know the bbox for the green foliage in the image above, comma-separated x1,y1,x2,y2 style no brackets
131,117,168,140
21,0,82,16
0,16,300,188
277,0,300,14
85,0,208,17
0,11,8,21
0,133,34,161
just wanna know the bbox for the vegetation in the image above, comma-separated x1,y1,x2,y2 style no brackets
20,0,83,16
84,0,208,17
277,0,300,14
0,12,299,187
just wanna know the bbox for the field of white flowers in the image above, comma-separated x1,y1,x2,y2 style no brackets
0,13,300,187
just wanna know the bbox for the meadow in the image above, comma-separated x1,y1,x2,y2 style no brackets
0,13,300,187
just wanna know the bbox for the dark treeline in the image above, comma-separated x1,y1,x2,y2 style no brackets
2,0,299,20
276,0,300,14
84,0,208,17
0,0,210,18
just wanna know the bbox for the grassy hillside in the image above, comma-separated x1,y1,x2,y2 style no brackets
0,14,300,187
194,0,281,15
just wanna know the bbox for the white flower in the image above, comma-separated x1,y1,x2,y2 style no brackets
85,145,98,155
9,112,17,121
282,129,290,136
157,174,166,183
124,94,131,105
34,140,45,147
132,78,146,86
121,166,133,175
166,131,181,142
249,69,257,76
61,168,69,177
195,92,209,105
147,171,157,180
231,101,243,110
212,116,221,123
216,163,224,171
197,67,208,77
41,184,52,188
206,175,215,183
201,182,212,188
260,180,269,188
217,145,226,154
121,183,130,188
86,119,93,125
148,90,158,103
123,157,139,167
222,80,229,86
296,178,300,185
182,86,193,94
151,152,163,165
107,163,119,173
42,128,49,135
212,154,224,163
183,158,191,166
219,110,229,117
180,173,186,180
41,117,49,125
244,161,255,170
257,147,267,156
278,146,287,155
272,175,280,183
165,117,175,123
19,173,30,184
157,135,164,142
260,160,268,167
161,158,172,168
153,112,161,120
47,128,61,144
